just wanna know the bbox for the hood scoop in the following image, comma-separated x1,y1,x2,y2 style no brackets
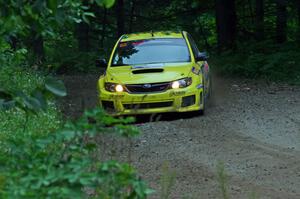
132,68,164,74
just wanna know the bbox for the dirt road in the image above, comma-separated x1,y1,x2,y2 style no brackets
61,75,300,199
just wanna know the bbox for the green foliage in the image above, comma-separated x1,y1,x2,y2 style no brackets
217,162,229,199
249,191,259,199
0,106,151,198
0,1,153,197
0,61,62,142
95,0,116,9
0,41,28,75
159,163,176,199
44,33,103,73
45,77,67,97
213,41,300,84
0,65,151,198
0,54,151,198
0,104,60,141
0,0,86,38
0,76,66,114
0,0,110,69
195,13,217,48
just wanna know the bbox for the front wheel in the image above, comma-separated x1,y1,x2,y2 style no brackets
199,77,206,115
207,76,212,99
199,88,205,115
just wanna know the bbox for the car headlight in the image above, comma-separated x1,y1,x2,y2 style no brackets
171,77,192,89
105,82,124,92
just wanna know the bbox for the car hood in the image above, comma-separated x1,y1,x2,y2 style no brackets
105,62,193,84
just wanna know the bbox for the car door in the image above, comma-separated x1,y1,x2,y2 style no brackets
186,34,209,96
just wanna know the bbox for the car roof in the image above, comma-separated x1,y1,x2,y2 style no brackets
120,31,185,42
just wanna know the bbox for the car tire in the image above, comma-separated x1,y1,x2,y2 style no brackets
199,79,206,115
199,92,205,115
207,76,212,99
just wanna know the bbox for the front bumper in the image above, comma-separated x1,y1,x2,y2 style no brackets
98,86,204,115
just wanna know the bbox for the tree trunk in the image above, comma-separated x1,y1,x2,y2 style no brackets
248,0,255,25
197,18,210,49
31,32,44,63
129,0,136,33
76,0,90,51
76,22,90,51
215,0,237,50
9,35,18,50
255,0,264,40
276,0,287,43
101,8,107,48
116,0,125,37
297,0,300,41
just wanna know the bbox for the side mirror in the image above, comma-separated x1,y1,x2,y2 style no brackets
195,52,209,61
96,58,107,68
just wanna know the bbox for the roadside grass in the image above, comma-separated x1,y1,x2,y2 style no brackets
157,161,260,199
217,162,229,199
160,162,176,199
216,162,259,199
0,65,62,143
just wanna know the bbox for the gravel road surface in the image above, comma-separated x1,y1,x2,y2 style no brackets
61,75,300,199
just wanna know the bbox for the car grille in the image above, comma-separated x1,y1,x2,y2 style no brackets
123,101,173,109
125,82,170,93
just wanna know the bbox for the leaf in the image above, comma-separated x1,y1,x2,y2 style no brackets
23,96,43,112
0,99,15,110
0,88,13,101
45,77,67,97
36,138,54,149
83,12,95,18
85,143,96,151
95,0,115,8
73,18,82,23
58,130,76,141
32,89,47,110
0,89,15,110
145,188,156,195
14,90,46,113
47,0,58,14
82,15,90,24
82,12,95,24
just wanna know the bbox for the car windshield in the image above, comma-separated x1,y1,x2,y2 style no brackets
111,38,190,66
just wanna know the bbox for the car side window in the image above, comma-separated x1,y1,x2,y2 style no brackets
187,34,200,59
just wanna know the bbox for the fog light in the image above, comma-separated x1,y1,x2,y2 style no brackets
115,84,123,92
171,81,180,89
182,95,195,107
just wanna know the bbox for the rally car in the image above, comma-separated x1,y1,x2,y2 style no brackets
97,31,211,115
